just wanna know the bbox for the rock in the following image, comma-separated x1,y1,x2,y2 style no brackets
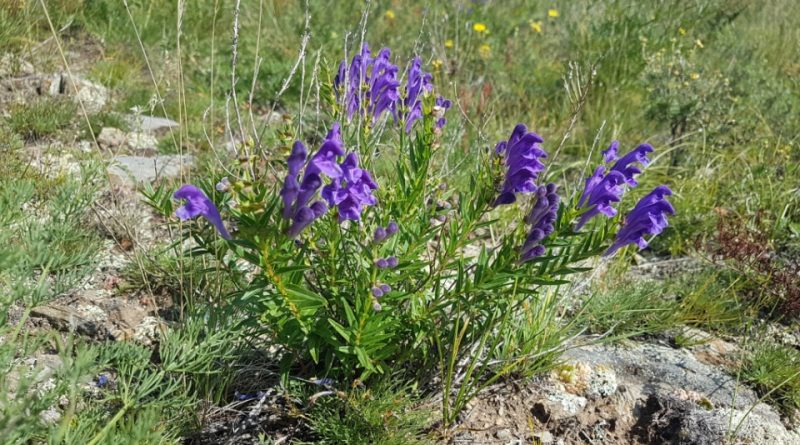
133,316,165,346
495,428,513,440
633,393,800,445
563,342,759,409
586,364,618,399
125,132,159,154
31,304,102,337
533,431,554,444
127,114,180,136
107,154,194,187
532,392,588,422
58,75,108,113
97,127,127,149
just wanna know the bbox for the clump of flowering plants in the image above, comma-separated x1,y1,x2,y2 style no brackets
146,44,674,425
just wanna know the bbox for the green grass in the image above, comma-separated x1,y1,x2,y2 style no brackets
741,342,800,417
6,98,77,142
307,383,432,445
581,270,746,340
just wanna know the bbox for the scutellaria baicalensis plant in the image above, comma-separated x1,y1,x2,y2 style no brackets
151,44,673,428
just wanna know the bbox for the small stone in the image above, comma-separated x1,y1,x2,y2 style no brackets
98,127,127,149
125,132,159,154
495,428,513,440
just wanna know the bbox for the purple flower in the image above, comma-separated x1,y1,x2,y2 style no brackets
373,227,387,243
609,143,653,187
335,44,400,123
494,124,548,206
604,185,675,256
279,125,347,237
321,153,378,222
434,95,452,129
521,183,560,262
174,184,232,240
371,287,384,298
575,142,654,229
96,374,109,388
367,48,401,122
602,140,619,164
575,168,627,230
401,57,433,132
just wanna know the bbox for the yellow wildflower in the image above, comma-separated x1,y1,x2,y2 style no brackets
478,43,491,59
432,59,443,71
384,10,395,20
529,20,542,33
445,39,454,49
678,27,686,36
695,39,704,48
690,72,700,80
548,9,559,18
473,22,487,33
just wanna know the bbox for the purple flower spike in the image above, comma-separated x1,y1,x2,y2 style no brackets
602,140,619,164
576,142,655,229
321,152,378,222
609,143,654,187
368,48,401,122
174,184,232,240
575,169,627,230
494,124,548,206
521,183,560,262
604,185,675,256
402,57,433,132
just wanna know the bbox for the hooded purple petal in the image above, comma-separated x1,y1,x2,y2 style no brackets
604,185,675,256
174,184,231,240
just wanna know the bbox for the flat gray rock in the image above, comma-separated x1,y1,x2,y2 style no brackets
127,114,180,136
107,154,194,187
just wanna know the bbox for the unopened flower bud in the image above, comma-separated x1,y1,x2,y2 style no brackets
386,221,399,236
373,227,387,243
386,256,398,268
371,287,384,298
379,283,391,293
372,301,382,312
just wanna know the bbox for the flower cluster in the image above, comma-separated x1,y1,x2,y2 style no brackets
280,123,379,236
575,141,654,229
174,184,231,240
605,185,675,256
520,183,560,262
321,152,378,222
334,44,450,132
494,124,548,206
335,44,400,123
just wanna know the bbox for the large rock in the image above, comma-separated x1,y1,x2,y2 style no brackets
107,154,194,187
